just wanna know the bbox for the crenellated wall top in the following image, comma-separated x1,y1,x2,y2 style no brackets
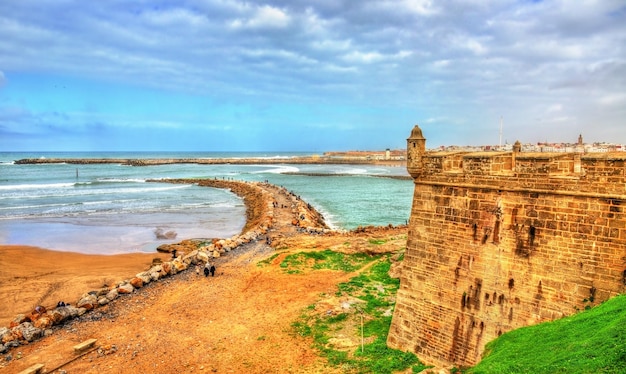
406,126,626,197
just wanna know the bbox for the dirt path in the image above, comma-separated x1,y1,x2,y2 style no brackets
2,181,406,374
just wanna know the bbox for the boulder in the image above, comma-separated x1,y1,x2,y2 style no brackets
66,305,82,318
196,251,209,263
33,315,53,329
12,322,42,342
106,288,119,301
149,264,162,274
76,294,98,310
130,277,144,289
0,327,17,344
172,258,187,272
156,244,175,253
154,228,177,239
184,250,198,264
161,262,172,275
136,272,152,284
9,314,30,328
117,283,134,295
50,307,73,324
98,297,110,306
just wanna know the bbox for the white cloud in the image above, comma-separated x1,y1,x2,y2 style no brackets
372,0,438,16
311,39,352,52
597,93,626,107
432,60,450,69
342,50,385,64
143,8,207,27
341,49,412,65
547,104,563,114
230,5,290,30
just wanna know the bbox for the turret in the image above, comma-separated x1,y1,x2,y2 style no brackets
407,124,426,178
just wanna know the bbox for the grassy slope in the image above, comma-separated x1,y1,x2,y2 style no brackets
467,294,626,374
278,249,428,374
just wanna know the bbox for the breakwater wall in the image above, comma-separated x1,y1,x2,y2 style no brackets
388,126,626,367
14,157,406,167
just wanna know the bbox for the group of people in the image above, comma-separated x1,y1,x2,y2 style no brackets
204,261,216,277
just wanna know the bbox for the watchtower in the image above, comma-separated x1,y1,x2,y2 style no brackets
407,124,426,178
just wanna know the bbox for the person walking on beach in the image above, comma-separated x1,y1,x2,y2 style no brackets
204,261,211,277
210,263,216,277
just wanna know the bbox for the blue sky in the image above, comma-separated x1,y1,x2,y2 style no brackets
1,1,625,151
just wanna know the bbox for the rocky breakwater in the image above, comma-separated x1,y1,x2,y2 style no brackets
153,179,276,256
0,179,329,353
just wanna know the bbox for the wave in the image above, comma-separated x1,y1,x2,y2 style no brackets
0,182,76,191
336,168,368,175
0,202,71,211
0,178,151,192
251,165,300,174
0,184,191,201
95,178,147,183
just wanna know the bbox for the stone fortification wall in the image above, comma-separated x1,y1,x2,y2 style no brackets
388,126,626,368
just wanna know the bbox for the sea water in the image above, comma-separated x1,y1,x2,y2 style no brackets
0,152,413,254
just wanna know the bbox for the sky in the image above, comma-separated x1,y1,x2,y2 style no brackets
0,0,625,152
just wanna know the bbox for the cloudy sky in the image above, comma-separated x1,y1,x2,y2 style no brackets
1,1,625,152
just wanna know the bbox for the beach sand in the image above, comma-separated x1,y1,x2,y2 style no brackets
0,245,170,326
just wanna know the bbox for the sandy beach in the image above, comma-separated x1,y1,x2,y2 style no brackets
0,246,171,326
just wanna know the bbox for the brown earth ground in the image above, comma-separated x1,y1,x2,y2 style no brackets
1,180,408,374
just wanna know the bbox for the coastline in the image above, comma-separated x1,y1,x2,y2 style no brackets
0,178,326,327
0,178,408,373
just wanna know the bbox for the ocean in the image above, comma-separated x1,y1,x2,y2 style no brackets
0,152,413,254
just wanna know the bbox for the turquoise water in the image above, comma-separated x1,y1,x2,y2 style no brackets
0,152,412,254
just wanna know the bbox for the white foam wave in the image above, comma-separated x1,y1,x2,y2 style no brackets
0,183,190,201
0,202,70,211
211,202,240,209
96,178,146,183
252,165,300,174
0,182,75,191
337,168,368,175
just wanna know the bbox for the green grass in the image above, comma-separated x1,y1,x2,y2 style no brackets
279,249,375,274
289,251,427,374
467,294,626,374
256,252,281,267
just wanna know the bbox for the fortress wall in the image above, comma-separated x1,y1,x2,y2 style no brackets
390,128,626,367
